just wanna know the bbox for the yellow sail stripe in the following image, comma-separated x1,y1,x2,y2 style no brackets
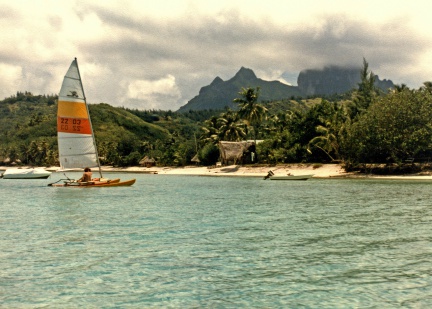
58,100,88,118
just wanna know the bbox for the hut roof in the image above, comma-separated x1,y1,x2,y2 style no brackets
191,154,200,162
139,156,156,165
219,141,254,163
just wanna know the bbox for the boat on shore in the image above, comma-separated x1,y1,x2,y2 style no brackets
264,170,313,180
269,174,314,180
49,58,135,188
1,168,52,179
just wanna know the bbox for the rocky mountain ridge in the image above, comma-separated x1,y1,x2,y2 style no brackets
297,66,394,96
178,66,395,111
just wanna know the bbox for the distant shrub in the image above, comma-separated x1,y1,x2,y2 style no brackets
199,143,219,166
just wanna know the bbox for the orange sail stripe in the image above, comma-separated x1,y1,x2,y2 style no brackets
57,117,92,134
58,100,88,118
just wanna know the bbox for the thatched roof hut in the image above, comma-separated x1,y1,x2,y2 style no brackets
139,156,156,167
218,141,256,165
191,154,200,164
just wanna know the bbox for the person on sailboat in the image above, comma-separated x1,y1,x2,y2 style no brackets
78,167,92,182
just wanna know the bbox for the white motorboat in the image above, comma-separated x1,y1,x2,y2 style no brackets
269,174,314,180
264,170,313,180
1,168,52,179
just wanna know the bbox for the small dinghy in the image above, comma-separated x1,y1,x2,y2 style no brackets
264,170,313,180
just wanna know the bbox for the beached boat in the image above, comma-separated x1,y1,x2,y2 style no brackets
269,174,314,180
48,58,135,187
1,168,52,179
264,170,313,180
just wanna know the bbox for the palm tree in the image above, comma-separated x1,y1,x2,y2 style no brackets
307,123,339,161
307,107,346,162
6,146,18,164
393,83,409,93
39,140,50,165
268,111,294,134
234,87,268,144
421,81,432,94
27,140,40,165
200,116,220,145
217,110,246,141
19,143,29,164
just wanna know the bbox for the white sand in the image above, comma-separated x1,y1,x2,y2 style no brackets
98,163,349,178
98,164,432,180
4,164,432,180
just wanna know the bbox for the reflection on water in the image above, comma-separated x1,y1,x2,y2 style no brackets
1,174,432,307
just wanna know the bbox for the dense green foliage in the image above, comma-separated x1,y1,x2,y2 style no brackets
2,62,432,172
0,92,198,167
343,87,432,165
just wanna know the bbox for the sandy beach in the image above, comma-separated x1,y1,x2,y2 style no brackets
3,163,432,180
90,163,346,178
1,163,343,178
111,163,432,180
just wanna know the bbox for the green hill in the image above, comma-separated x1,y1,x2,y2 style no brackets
89,103,170,143
0,92,58,145
0,93,173,166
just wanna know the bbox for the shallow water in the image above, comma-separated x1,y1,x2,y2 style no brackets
1,173,432,307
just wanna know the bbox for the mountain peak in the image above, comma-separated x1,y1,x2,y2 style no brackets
233,67,257,80
210,76,224,86
178,67,301,112
177,64,394,112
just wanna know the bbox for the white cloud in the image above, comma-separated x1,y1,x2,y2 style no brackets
127,75,180,99
125,75,181,110
0,63,22,99
256,69,293,86
1,0,432,109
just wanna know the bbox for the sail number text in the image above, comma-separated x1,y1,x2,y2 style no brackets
60,118,83,132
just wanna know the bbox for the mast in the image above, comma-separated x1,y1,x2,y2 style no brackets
74,58,103,178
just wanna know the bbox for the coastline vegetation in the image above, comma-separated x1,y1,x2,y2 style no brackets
1,60,432,174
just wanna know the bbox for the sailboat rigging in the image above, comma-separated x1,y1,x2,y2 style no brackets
49,58,135,187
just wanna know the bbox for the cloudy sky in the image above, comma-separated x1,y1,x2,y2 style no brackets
1,0,431,111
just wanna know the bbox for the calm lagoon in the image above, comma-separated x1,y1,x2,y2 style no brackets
1,173,432,307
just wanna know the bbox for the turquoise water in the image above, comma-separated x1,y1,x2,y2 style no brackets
1,173,432,308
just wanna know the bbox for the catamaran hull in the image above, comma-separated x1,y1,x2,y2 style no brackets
49,178,136,187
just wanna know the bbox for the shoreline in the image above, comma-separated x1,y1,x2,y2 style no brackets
3,163,432,180
56,163,347,178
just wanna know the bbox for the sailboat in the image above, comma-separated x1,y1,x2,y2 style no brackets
49,58,135,187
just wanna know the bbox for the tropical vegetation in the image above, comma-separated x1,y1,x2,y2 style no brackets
2,60,432,174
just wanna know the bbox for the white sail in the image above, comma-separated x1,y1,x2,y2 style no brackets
57,58,100,170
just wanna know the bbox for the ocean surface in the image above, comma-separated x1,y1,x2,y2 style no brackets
1,172,432,308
